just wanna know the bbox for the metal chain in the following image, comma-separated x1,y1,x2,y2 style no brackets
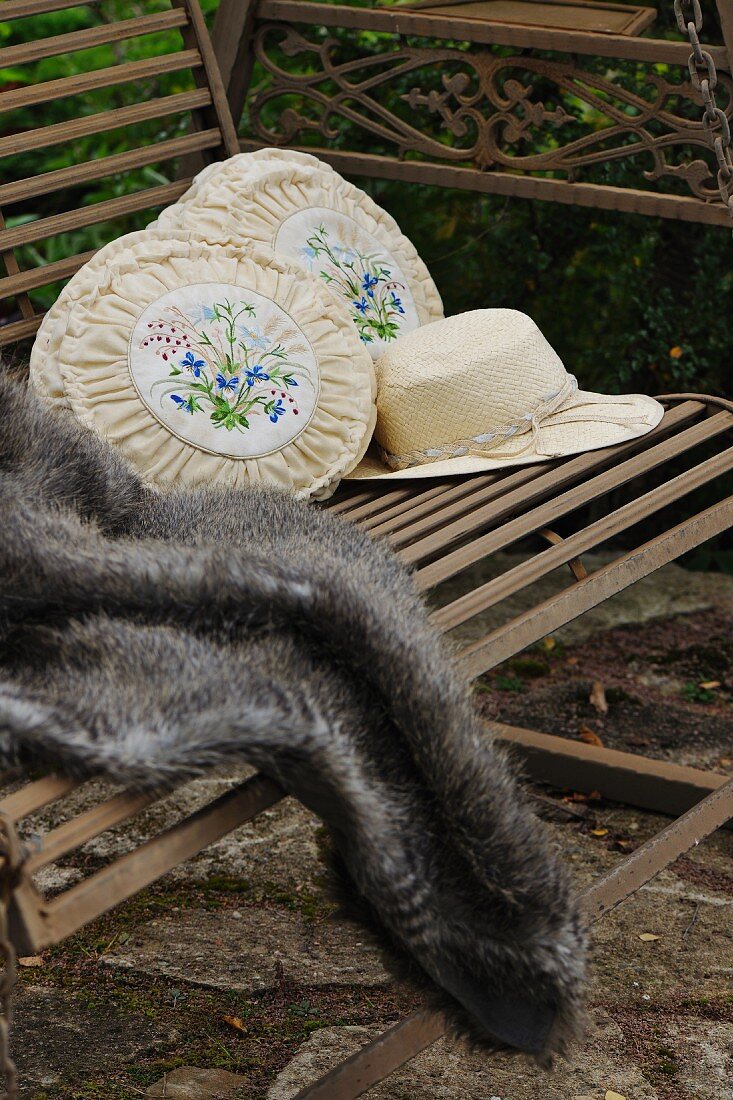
0,815,20,1100
674,0,733,219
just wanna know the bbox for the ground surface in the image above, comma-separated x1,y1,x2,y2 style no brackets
5,558,733,1099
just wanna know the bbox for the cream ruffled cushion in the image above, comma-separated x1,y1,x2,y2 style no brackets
156,162,444,361
30,233,376,500
152,149,333,222
31,228,170,409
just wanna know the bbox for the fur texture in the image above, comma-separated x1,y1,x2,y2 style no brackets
0,372,587,1060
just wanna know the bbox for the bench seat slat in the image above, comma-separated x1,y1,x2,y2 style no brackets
0,775,78,821
0,129,221,207
0,50,202,115
0,9,189,68
363,478,495,532
410,404,721,583
435,441,733,630
0,88,212,160
0,178,192,252
456,492,733,678
24,790,161,874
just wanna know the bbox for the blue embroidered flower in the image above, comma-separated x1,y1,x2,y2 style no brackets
171,394,196,414
334,242,358,264
283,375,298,387
216,373,239,392
300,245,318,263
362,273,379,298
245,365,270,387
353,297,369,315
389,292,406,315
181,350,205,376
241,326,270,351
269,398,286,423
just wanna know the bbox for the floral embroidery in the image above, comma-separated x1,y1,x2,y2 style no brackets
140,298,307,435
304,224,408,346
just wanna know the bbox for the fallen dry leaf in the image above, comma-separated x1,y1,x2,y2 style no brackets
638,933,660,942
18,956,43,968
612,837,636,853
605,1092,628,1100
699,680,721,690
590,680,609,715
566,655,579,666
590,827,609,838
564,789,602,804
579,724,604,748
541,637,556,652
221,1015,247,1033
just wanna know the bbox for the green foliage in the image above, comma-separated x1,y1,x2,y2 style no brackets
681,681,718,704
1,3,732,401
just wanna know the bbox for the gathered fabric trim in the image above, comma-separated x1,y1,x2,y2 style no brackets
382,376,652,471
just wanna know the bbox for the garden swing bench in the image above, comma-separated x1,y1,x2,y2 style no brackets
0,0,732,1095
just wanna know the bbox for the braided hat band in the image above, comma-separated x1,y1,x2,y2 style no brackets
381,375,654,472
347,309,665,482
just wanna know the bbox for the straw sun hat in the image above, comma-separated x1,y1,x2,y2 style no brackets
348,309,665,480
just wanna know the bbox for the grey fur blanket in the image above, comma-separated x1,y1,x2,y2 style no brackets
0,373,586,1061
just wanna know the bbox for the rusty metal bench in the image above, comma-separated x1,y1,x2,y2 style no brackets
0,1,732,1097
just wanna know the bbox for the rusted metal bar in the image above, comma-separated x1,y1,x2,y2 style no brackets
456,492,733,680
10,774,285,954
494,724,730,819
295,775,733,1097
295,1010,447,1100
582,774,733,920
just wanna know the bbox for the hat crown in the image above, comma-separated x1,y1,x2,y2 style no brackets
374,309,568,458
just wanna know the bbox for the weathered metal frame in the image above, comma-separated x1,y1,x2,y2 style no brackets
214,0,733,224
0,4,732,1096
2,397,733,1093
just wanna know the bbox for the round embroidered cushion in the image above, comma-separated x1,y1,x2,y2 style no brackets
152,148,334,221
155,162,444,361
31,228,177,408
29,233,377,500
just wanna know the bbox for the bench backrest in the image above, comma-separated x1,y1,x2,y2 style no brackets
0,0,239,349
212,0,733,228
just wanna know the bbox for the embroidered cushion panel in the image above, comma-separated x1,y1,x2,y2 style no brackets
29,233,376,500
155,162,444,360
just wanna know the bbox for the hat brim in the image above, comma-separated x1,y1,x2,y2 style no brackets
346,391,665,481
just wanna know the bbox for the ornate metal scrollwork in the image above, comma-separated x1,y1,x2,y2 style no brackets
247,23,733,200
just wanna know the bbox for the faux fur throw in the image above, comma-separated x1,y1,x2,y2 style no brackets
0,373,587,1060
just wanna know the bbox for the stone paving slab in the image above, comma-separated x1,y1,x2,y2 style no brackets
13,984,170,1095
147,1066,249,1097
266,1014,660,1100
26,776,325,898
441,554,733,647
101,907,391,991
